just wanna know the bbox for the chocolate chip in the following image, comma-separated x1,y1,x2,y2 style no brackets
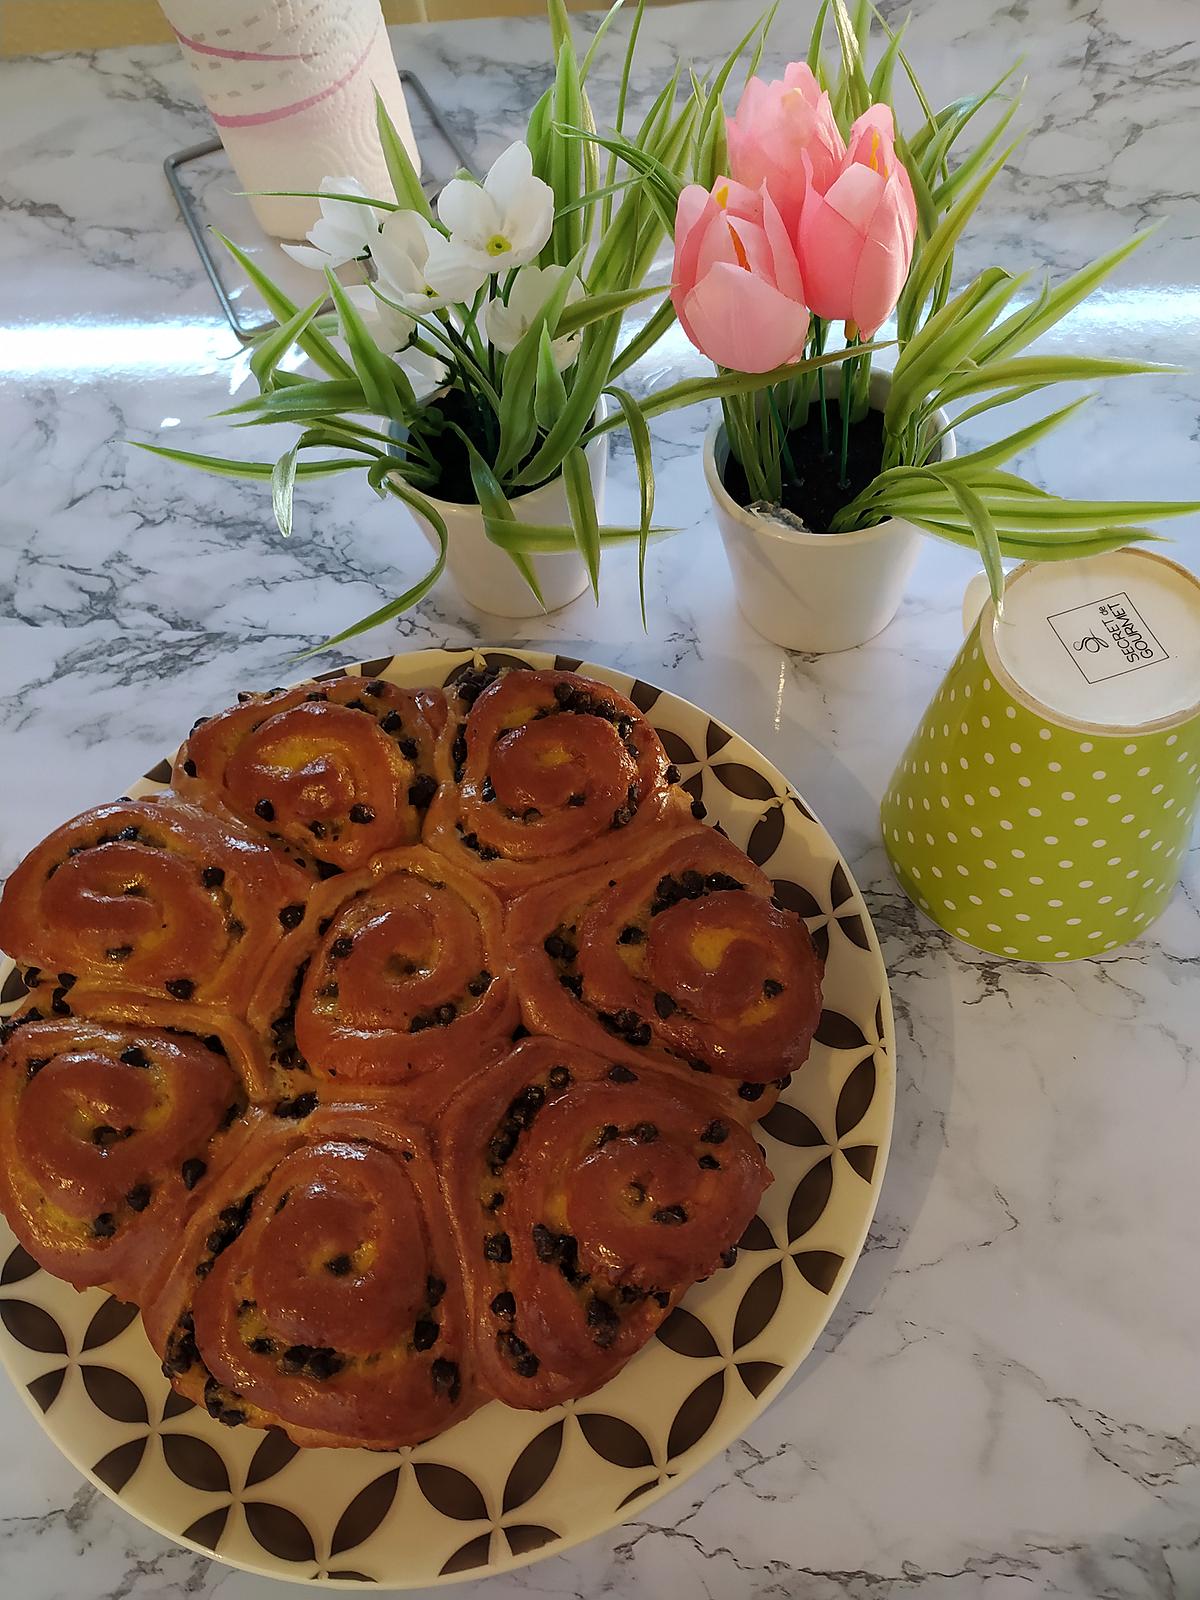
698,1153,721,1171
608,1064,637,1083
548,1065,571,1090
543,932,577,962
665,764,681,784
681,869,704,898
618,924,644,945
553,682,574,706
763,978,784,997
559,972,584,998
586,1296,620,1349
435,1003,457,1026
325,1254,353,1276
479,845,501,861
306,1349,343,1380
707,872,744,892
381,709,403,734
484,1191,505,1211
182,759,197,778
308,820,327,839
106,945,133,961
633,1122,658,1143
467,970,492,997
484,1232,512,1263
691,800,707,819
181,1158,206,1189
431,1358,461,1399
50,987,71,1016
281,1345,313,1372
480,778,496,803
720,1246,739,1268
531,1223,559,1263
201,866,225,888
363,679,386,697
305,691,327,703
92,1212,116,1238
413,1319,439,1352
318,982,339,1001
398,737,419,760
279,904,305,930
226,918,245,941
249,1336,276,1355
408,775,438,808
57,972,75,991
25,1057,49,1079
652,1290,671,1308
652,1204,688,1225
611,805,634,829
567,792,587,807
275,1092,318,1120
490,1290,516,1319
254,799,275,821
92,1123,132,1148
738,1081,767,1102
409,1014,430,1034
653,992,677,1019
700,1120,729,1144
120,1045,149,1069
596,1124,618,1148
427,1275,446,1306
115,825,140,843
349,803,375,825
204,1035,225,1054
165,978,195,1000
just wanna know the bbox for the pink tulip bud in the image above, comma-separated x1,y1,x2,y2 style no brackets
797,103,918,339
727,63,846,238
671,178,811,374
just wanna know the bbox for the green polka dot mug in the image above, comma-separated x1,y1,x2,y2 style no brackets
882,550,1200,960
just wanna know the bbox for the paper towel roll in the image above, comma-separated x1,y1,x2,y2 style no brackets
161,0,421,240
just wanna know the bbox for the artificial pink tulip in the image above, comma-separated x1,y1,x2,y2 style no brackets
797,103,918,339
727,62,846,237
671,178,810,373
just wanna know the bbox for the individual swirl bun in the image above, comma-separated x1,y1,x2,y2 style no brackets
142,1100,479,1449
0,798,314,1014
174,678,445,872
439,1037,770,1409
508,823,823,1090
424,667,686,896
248,847,519,1108
0,1016,254,1300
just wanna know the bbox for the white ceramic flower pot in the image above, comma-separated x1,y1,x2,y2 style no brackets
704,368,955,653
407,405,607,618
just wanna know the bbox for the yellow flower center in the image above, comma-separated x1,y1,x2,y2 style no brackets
868,128,890,178
715,183,730,209
486,234,512,257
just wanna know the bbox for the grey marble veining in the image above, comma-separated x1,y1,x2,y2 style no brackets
0,1,1198,1596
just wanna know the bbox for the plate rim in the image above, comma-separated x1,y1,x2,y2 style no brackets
0,644,896,1588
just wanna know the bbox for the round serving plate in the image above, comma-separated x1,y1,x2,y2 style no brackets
0,646,895,1587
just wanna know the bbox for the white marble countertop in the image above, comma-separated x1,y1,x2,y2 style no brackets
1,1,1199,1595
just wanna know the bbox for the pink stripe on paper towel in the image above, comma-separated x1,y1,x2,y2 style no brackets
207,22,380,127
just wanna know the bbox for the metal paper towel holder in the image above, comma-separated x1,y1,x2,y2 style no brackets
164,69,475,344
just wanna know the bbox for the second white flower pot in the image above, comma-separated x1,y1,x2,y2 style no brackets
704,368,955,653
406,406,608,619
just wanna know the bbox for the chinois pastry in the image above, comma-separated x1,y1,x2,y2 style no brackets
0,662,823,1448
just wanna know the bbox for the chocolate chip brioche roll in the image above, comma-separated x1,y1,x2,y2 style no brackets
0,1016,255,1300
440,1037,769,1409
174,678,445,872
143,1100,479,1449
508,823,823,1092
0,798,314,1015
425,668,686,897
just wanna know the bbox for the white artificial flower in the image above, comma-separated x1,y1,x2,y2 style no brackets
343,284,414,354
372,210,488,310
341,287,446,396
281,176,380,269
485,264,585,369
433,142,554,284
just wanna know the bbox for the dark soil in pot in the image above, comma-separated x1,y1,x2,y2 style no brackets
721,401,887,534
417,389,557,505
